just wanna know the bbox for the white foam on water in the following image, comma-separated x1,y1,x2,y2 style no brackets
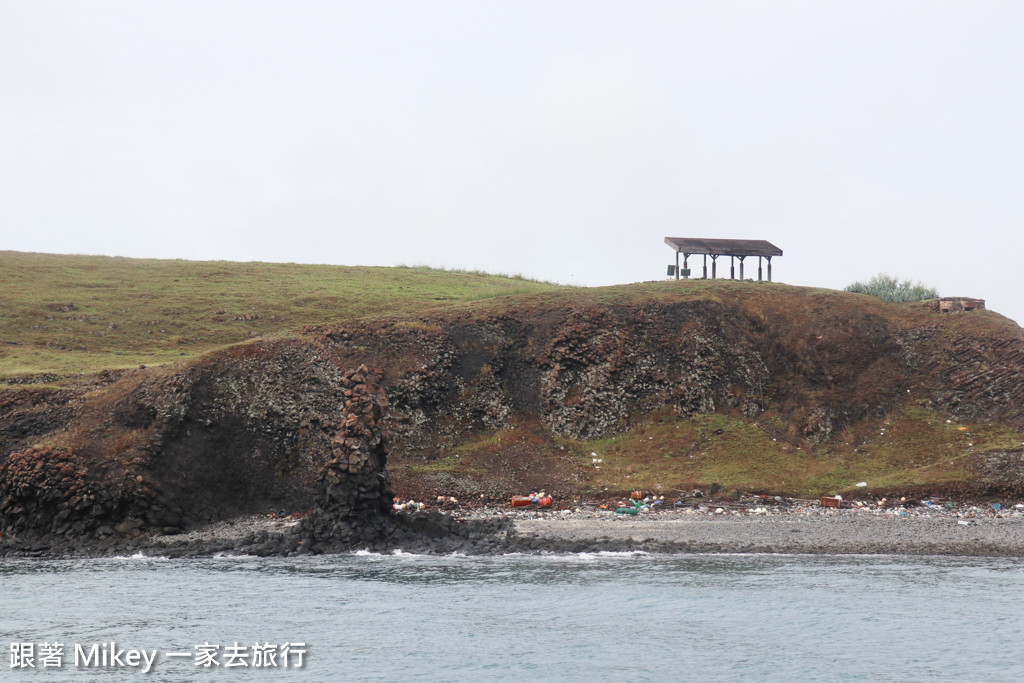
488,549,651,564
108,551,170,561
389,548,440,560
211,552,260,560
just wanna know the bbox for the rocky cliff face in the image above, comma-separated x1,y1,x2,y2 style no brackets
0,339,397,549
298,365,396,548
332,300,773,453
2,285,1023,548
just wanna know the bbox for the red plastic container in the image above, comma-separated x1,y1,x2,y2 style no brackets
511,495,553,507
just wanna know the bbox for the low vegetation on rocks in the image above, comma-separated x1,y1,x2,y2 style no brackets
845,273,939,303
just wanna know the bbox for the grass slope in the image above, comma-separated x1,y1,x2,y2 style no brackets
0,251,564,378
391,407,1024,501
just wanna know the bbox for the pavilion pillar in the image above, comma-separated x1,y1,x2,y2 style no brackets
675,251,679,280
739,256,745,280
758,256,763,281
730,255,735,279
703,254,708,279
766,256,773,282
711,255,718,279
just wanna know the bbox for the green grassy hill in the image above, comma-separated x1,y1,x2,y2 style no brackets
0,251,565,378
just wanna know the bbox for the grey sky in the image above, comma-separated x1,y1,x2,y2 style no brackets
2,1,1022,324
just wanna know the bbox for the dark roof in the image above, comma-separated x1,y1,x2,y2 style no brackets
664,237,782,257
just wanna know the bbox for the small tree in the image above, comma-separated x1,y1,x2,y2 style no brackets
845,273,938,303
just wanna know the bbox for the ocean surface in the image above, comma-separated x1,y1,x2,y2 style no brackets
2,551,1022,682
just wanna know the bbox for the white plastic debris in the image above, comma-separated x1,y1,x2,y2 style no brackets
856,482,867,487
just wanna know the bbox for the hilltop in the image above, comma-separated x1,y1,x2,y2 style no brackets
0,251,562,377
2,252,1023,550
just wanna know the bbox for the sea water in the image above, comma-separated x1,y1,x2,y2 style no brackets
1,552,1022,682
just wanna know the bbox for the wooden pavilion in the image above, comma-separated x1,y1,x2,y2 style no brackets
664,237,783,281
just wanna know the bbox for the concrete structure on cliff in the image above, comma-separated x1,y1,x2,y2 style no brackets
665,237,783,281
932,297,986,313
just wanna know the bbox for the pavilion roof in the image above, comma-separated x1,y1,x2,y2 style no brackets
664,237,782,257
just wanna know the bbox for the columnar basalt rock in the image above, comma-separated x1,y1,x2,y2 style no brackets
0,446,163,548
535,309,768,440
299,365,397,550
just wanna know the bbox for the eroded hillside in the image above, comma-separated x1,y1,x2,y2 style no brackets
3,280,1023,547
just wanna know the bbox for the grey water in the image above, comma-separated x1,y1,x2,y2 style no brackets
2,551,1022,682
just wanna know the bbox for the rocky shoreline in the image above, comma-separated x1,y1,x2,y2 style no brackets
4,359,1023,561
6,308,1024,566
4,502,1023,559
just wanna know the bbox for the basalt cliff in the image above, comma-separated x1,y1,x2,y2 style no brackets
2,282,1023,552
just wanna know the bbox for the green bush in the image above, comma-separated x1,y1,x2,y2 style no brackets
844,273,939,303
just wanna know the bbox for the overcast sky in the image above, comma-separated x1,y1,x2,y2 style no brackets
2,2,1022,324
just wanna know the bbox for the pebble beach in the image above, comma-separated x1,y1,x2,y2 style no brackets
511,509,1024,556
135,499,1024,558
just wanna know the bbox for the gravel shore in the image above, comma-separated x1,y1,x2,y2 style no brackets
10,502,1023,558
137,503,1024,557
148,516,303,554
511,511,1024,556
